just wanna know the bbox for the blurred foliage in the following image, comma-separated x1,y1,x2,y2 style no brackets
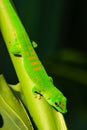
0,75,33,130
0,0,87,130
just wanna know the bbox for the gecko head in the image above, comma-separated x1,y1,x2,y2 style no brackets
49,96,67,113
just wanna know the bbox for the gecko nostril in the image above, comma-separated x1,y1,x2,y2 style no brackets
62,104,65,106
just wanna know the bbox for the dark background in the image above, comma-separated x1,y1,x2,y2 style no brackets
0,0,87,129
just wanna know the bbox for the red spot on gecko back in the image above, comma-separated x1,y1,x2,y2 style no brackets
31,61,39,65
33,66,41,71
13,31,16,36
26,52,29,55
28,56,37,60
30,51,35,55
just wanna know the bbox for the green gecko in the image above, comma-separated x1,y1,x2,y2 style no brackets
1,0,67,113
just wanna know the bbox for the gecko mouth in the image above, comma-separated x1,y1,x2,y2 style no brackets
58,105,63,111
55,102,63,111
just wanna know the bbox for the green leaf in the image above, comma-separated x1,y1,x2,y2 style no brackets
0,74,33,130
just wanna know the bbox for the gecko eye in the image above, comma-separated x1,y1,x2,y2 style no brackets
54,101,62,107
54,102,59,107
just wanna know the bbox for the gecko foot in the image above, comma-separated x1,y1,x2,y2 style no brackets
34,94,41,99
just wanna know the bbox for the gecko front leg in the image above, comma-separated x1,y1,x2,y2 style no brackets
10,38,21,56
32,86,42,99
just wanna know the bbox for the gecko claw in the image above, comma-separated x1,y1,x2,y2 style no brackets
34,94,41,99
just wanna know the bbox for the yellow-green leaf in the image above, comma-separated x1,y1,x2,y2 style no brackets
0,74,33,130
